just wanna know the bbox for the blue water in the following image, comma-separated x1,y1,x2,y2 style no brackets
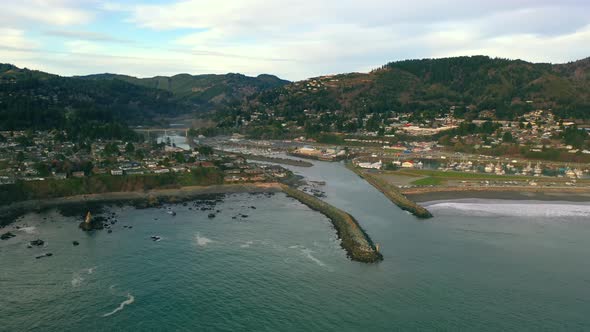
1,161,590,331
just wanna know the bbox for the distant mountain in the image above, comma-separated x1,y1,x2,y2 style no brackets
0,64,289,136
242,56,590,121
81,72,289,112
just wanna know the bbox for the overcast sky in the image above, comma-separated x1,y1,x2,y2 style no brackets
1,0,589,80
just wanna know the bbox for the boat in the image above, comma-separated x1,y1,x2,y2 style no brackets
151,235,161,242
167,211,176,216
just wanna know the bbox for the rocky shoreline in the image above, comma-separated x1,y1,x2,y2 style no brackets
0,183,283,228
0,182,383,264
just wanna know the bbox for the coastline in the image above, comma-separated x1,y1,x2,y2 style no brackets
403,186,590,203
345,164,433,219
0,182,382,263
0,183,282,227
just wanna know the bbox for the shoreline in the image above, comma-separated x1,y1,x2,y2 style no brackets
403,186,590,203
0,182,382,264
0,183,283,227
346,164,433,219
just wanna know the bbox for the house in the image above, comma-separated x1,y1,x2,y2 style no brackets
401,161,415,168
72,171,85,178
111,169,124,176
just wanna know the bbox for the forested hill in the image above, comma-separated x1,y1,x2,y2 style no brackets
241,56,590,121
0,64,288,138
81,72,289,112
0,64,185,137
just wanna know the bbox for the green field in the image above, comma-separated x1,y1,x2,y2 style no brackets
392,169,538,181
410,177,443,186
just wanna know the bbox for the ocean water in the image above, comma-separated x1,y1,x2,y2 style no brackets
1,162,590,331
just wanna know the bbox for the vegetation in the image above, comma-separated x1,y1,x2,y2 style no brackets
83,72,288,113
237,56,590,130
0,169,223,206
411,177,443,186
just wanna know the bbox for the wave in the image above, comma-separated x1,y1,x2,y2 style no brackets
102,293,135,317
195,233,214,247
301,248,326,267
17,226,36,234
71,267,97,287
240,241,253,248
71,275,84,287
426,200,590,218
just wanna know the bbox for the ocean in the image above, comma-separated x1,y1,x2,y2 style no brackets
1,161,590,331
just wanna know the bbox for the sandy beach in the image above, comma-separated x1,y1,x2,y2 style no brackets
404,186,590,202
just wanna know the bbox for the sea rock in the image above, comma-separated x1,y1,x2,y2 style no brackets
208,213,216,219
1,232,16,240
79,216,106,231
72,241,80,246
30,239,44,246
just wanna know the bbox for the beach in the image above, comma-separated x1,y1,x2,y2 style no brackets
404,186,590,202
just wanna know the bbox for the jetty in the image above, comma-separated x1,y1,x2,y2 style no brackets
281,184,382,263
346,163,433,219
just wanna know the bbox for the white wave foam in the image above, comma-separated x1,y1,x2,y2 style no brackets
240,241,253,248
71,275,84,287
71,267,96,287
102,293,135,317
301,248,326,267
427,200,590,218
17,226,36,234
195,233,214,247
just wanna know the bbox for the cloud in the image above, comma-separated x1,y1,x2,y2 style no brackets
44,29,133,44
2,0,590,80
0,0,94,27
100,0,590,79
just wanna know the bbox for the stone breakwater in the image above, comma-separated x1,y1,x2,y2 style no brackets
346,164,433,219
281,184,383,263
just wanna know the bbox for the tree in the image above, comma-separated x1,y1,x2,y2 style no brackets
197,145,213,156
502,132,514,143
125,142,135,154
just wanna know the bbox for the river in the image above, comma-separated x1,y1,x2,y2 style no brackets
1,161,589,331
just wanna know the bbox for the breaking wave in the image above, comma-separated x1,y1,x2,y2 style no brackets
71,275,84,287
17,226,37,234
102,293,135,317
240,241,253,248
301,248,326,267
195,233,214,247
426,200,590,218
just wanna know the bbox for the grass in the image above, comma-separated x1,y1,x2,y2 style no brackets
391,169,538,181
411,177,443,186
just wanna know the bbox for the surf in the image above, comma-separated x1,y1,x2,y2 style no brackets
102,293,135,317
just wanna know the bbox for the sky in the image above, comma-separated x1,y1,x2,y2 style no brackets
1,0,589,81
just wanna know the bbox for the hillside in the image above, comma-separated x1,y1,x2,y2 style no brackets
0,64,185,137
0,64,288,138
241,56,590,122
82,72,289,112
